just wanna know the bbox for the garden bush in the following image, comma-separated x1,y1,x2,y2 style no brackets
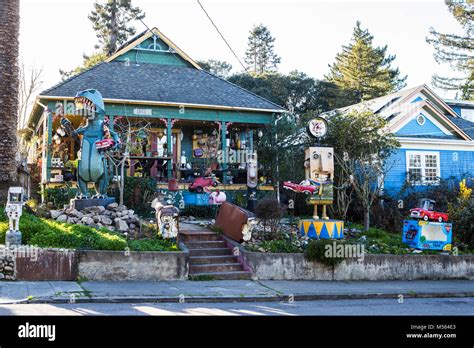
304,239,346,266
255,196,286,236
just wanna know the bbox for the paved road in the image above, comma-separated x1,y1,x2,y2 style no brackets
0,297,473,316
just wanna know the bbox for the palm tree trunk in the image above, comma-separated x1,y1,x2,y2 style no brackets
0,0,20,195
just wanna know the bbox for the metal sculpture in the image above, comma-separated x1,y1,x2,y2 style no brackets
5,187,26,247
60,89,119,199
151,198,180,239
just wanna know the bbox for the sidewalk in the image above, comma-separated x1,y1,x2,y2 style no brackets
0,280,473,304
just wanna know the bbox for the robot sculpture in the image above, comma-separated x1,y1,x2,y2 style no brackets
151,198,180,239
60,89,120,201
294,117,344,239
5,187,26,247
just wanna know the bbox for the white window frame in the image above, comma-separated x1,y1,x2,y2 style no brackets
405,151,441,186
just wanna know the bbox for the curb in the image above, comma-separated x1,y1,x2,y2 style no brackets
20,291,474,304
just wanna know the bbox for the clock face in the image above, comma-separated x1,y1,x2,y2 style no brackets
307,118,328,138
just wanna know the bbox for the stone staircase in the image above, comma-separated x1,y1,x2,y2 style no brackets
180,224,252,280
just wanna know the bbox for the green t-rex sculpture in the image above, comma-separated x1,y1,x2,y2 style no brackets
61,89,120,199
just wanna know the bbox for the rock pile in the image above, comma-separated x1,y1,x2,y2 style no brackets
0,247,15,280
49,203,141,234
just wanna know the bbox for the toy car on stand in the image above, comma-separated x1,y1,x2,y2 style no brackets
283,179,321,195
188,175,219,193
409,198,449,222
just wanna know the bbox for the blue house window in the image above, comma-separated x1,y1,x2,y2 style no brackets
406,151,440,185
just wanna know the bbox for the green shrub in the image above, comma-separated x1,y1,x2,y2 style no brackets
305,239,346,266
255,196,286,235
43,186,78,208
258,239,300,253
128,238,178,251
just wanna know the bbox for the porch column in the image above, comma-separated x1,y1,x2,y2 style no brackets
221,121,227,184
248,129,254,153
45,112,53,182
167,118,172,180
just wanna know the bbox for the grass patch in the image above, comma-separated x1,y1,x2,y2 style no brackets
128,238,179,252
0,206,177,252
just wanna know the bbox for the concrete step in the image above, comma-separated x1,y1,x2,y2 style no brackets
188,248,233,257
189,271,252,280
180,232,222,242
190,263,244,274
185,241,226,249
189,255,239,265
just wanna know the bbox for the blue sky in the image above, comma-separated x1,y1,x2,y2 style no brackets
20,0,464,98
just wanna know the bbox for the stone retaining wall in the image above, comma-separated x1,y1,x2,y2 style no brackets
0,246,15,280
224,237,474,280
78,245,189,281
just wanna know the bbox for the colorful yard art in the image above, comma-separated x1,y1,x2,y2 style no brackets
402,220,453,251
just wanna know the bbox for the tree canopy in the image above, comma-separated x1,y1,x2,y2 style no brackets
427,1,474,99
60,0,144,79
196,59,233,78
325,21,406,106
244,24,281,74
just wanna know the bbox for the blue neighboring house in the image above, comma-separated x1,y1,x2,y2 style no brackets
328,84,474,195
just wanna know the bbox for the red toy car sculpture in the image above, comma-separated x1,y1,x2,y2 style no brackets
188,175,219,193
95,138,115,150
409,198,449,223
283,179,320,195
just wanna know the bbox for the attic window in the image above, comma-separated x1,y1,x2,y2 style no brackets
416,114,426,126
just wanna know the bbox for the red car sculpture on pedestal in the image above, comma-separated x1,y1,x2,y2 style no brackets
283,179,320,195
409,198,449,223
188,176,219,193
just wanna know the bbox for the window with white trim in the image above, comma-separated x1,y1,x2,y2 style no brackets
406,151,440,185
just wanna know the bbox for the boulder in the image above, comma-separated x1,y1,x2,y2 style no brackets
81,216,94,226
56,215,68,223
116,204,127,212
75,211,84,219
50,210,62,219
100,216,113,225
107,202,118,209
115,219,129,232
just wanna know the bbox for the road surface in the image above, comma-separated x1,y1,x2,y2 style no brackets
0,297,472,316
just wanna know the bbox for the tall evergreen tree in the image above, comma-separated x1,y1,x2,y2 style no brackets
244,24,281,74
61,0,144,79
0,0,20,194
427,1,474,99
325,21,406,106
89,0,145,57
196,59,233,78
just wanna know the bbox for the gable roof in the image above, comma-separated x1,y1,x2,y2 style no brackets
327,84,472,141
106,27,202,69
39,61,284,112
37,27,285,113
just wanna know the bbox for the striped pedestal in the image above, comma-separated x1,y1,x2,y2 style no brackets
299,219,344,239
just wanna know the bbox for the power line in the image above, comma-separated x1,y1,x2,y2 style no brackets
196,0,248,73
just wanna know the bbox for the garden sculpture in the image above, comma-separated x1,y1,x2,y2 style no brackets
5,187,26,247
304,147,334,220
60,89,120,199
151,198,180,239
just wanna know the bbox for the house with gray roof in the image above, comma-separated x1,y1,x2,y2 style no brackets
27,27,285,198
